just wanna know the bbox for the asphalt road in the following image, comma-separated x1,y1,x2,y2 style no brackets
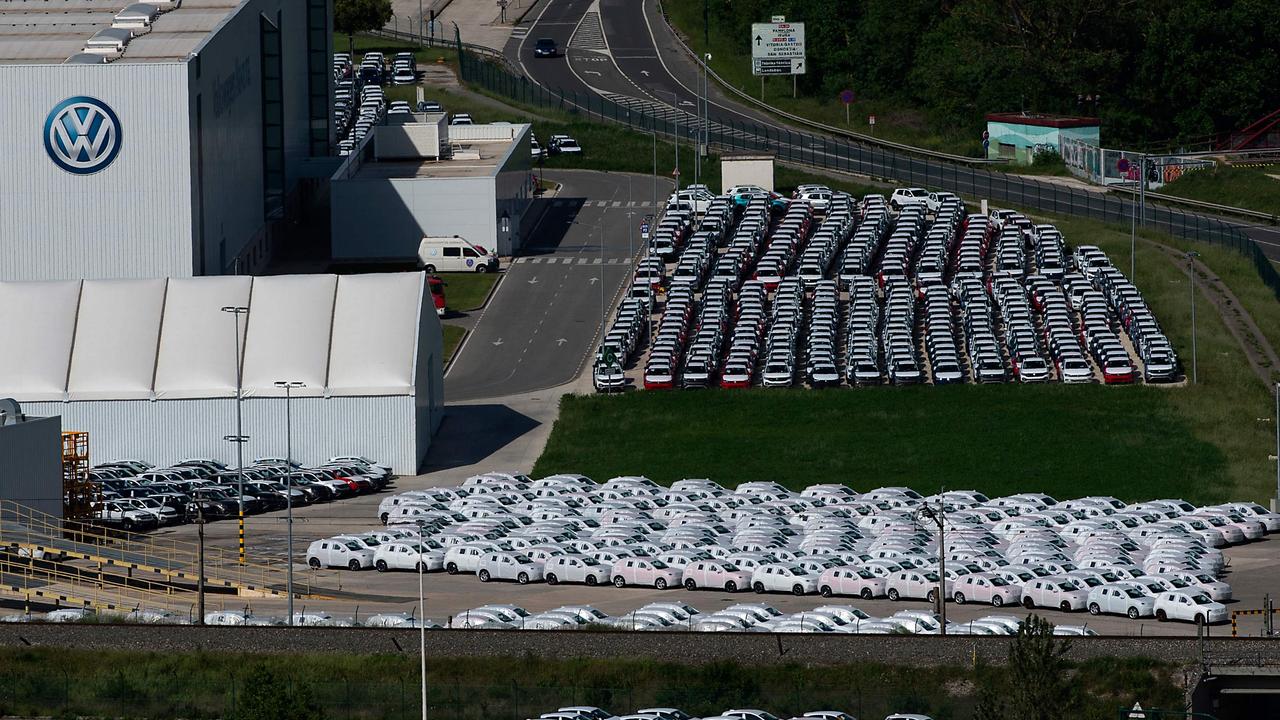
444,170,671,402
506,0,1280,265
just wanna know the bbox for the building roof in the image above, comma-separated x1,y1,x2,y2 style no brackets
350,123,527,181
0,0,238,65
985,112,1100,129
0,273,432,402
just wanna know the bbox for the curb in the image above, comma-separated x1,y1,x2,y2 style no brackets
513,0,544,26
469,270,506,312
443,327,468,371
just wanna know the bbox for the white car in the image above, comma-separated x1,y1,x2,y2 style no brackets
951,572,1021,607
1154,591,1228,625
1087,583,1155,619
611,557,683,589
889,187,929,211
373,541,445,572
1020,576,1089,611
543,555,610,586
364,613,433,628
817,567,886,599
750,564,819,595
682,559,752,592
477,551,544,584
885,570,945,602
307,537,376,570
443,544,490,574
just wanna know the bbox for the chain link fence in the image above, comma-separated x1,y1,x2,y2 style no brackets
459,51,1280,301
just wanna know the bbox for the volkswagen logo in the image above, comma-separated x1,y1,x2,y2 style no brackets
44,96,122,174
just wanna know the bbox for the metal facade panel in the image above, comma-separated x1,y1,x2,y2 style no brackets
24,395,421,474
66,278,168,400
239,274,335,397
153,275,252,399
328,272,422,396
330,176,496,260
0,415,64,518
0,280,81,401
0,62,192,280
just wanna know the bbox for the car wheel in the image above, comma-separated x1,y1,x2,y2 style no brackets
545,573,559,585
1088,603,1101,615
415,561,427,573
792,584,805,596
1127,606,1140,619
725,580,737,593
1023,597,1035,609
926,590,937,603
753,582,765,594
478,569,491,582
887,588,900,601
954,592,966,605
1156,609,1168,622
348,559,362,571
614,575,626,588
517,572,529,585
424,264,436,273
1195,613,1206,626
819,585,833,598
585,574,598,587
1060,601,1072,612
446,563,458,575
684,578,697,590
861,587,875,599
475,265,489,274
375,560,388,572
655,578,668,590
379,513,389,524
308,557,321,569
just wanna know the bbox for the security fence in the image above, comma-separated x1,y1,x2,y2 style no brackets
459,51,1280,301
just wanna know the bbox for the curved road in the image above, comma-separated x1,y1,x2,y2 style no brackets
505,0,1280,263
445,170,671,402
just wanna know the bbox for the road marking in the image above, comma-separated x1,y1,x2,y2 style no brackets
589,276,599,285
611,200,623,207
557,338,568,346
492,338,504,346
528,276,540,284
593,257,603,264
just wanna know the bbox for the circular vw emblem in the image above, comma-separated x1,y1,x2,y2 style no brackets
44,96,122,174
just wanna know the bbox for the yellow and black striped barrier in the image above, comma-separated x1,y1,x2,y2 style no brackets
238,512,245,565
1229,607,1277,637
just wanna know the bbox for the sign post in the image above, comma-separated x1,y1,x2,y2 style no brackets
751,20,805,98
839,89,854,125
869,114,876,135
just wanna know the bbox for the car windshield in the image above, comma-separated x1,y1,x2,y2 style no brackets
344,542,362,551
1192,595,1214,605
924,572,939,581
989,577,1008,586
650,560,669,569
1057,582,1077,591
1124,589,1146,598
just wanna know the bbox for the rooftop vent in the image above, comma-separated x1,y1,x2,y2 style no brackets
114,3,161,29
64,52,111,64
83,27,134,57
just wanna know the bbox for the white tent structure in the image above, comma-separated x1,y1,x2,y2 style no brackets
0,273,443,474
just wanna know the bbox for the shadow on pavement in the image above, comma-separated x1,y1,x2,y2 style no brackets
421,404,542,471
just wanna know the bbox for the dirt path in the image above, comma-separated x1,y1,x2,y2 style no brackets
1146,240,1280,388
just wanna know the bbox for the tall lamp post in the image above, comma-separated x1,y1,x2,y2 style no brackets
1274,381,1279,513
220,305,250,565
1186,251,1200,384
701,53,712,186
660,90,680,186
273,380,304,625
917,500,947,635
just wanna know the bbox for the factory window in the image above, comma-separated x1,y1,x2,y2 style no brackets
306,0,331,155
260,12,285,216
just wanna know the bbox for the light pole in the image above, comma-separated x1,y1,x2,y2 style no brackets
220,305,249,565
701,53,711,187
660,90,680,187
1186,251,1200,384
652,126,658,209
416,519,428,720
1129,163,1137,280
1275,381,1279,513
274,380,304,625
917,501,947,634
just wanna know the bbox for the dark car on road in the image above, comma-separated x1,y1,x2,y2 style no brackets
534,38,558,57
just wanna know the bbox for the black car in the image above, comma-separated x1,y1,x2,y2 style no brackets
533,38,558,58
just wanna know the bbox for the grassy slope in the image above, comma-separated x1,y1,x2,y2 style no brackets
436,272,497,311
442,324,466,360
535,209,1278,504
0,647,1182,720
1158,165,1280,218
662,2,980,157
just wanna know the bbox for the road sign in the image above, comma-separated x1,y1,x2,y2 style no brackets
752,22,805,60
839,89,854,105
672,168,680,177
1117,157,1131,172
771,15,785,22
869,115,876,126
602,347,619,368
982,130,990,141
752,57,804,75
1127,702,1146,720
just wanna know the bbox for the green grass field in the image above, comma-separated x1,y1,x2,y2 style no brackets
535,207,1280,504
436,272,497,311
442,324,466,361
1158,164,1280,218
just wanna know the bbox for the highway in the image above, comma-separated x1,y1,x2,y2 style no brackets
504,0,1280,264
444,170,671,402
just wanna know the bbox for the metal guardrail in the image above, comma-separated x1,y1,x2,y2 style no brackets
1109,185,1278,224
654,1,1004,166
364,27,519,73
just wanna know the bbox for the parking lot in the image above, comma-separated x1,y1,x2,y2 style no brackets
593,186,1180,392
176,470,1280,637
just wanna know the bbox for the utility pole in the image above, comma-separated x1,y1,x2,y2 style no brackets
918,500,947,634
220,305,249,565
274,380,304,625
418,519,428,720
196,506,206,625
1187,251,1200,384
1274,381,1279,513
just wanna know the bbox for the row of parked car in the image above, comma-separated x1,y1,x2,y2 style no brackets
306,472,1274,628
530,707,938,720
609,180,1181,390
87,456,393,531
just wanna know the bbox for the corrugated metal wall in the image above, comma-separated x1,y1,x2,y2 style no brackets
25,396,423,475
0,416,63,518
0,63,193,281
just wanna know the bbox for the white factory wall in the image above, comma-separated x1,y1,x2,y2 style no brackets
0,63,193,281
27,396,427,475
331,175,497,260
493,126,534,255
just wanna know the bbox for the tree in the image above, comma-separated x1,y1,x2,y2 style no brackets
232,665,323,720
335,0,393,52
1006,614,1077,720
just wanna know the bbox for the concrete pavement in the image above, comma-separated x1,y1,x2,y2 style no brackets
387,0,533,50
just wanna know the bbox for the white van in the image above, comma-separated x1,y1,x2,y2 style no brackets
418,236,499,273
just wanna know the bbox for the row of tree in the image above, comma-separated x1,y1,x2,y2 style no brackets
698,0,1280,149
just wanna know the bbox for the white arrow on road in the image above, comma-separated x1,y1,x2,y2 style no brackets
492,338,504,346
583,70,602,76
679,100,695,107
528,276,539,285
557,338,568,346
589,276,599,285
640,70,650,76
